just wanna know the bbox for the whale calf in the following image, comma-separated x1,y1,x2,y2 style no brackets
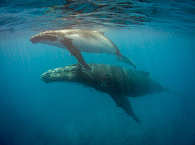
41,64,166,123
30,29,136,69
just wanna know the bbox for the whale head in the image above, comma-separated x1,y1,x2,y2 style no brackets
30,30,63,46
41,64,82,83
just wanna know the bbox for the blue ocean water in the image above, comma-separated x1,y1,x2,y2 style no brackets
0,0,195,145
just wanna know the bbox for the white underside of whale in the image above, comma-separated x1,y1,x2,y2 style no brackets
48,29,118,54
65,32,117,54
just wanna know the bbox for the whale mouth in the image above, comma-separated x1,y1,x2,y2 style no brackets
41,72,51,83
30,36,40,43
30,34,57,44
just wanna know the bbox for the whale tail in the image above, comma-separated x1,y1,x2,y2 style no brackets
116,52,136,69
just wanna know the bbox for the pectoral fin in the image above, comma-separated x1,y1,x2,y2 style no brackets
111,95,140,123
61,39,90,70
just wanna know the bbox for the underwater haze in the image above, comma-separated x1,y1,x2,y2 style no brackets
0,0,195,145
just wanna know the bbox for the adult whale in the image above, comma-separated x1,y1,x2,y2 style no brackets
41,64,166,123
30,29,136,69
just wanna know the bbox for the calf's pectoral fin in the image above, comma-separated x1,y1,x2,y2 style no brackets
61,39,90,70
69,47,90,70
111,94,140,123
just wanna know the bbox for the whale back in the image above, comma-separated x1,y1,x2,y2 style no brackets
79,64,164,97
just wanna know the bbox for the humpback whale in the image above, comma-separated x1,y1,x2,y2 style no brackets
30,29,136,69
41,64,166,123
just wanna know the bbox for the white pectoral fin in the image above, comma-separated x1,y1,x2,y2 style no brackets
61,38,90,70
111,95,140,123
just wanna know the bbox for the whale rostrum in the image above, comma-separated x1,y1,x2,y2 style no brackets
41,64,165,123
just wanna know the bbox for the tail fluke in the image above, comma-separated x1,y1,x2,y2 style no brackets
117,55,136,69
113,43,136,68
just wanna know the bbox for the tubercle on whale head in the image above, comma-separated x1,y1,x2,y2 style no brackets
41,64,82,83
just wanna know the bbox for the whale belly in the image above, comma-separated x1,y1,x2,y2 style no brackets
69,34,116,54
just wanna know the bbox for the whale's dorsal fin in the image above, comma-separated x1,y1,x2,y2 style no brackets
111,94,140,123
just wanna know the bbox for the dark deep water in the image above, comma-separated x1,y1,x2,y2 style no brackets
0,0,195,145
